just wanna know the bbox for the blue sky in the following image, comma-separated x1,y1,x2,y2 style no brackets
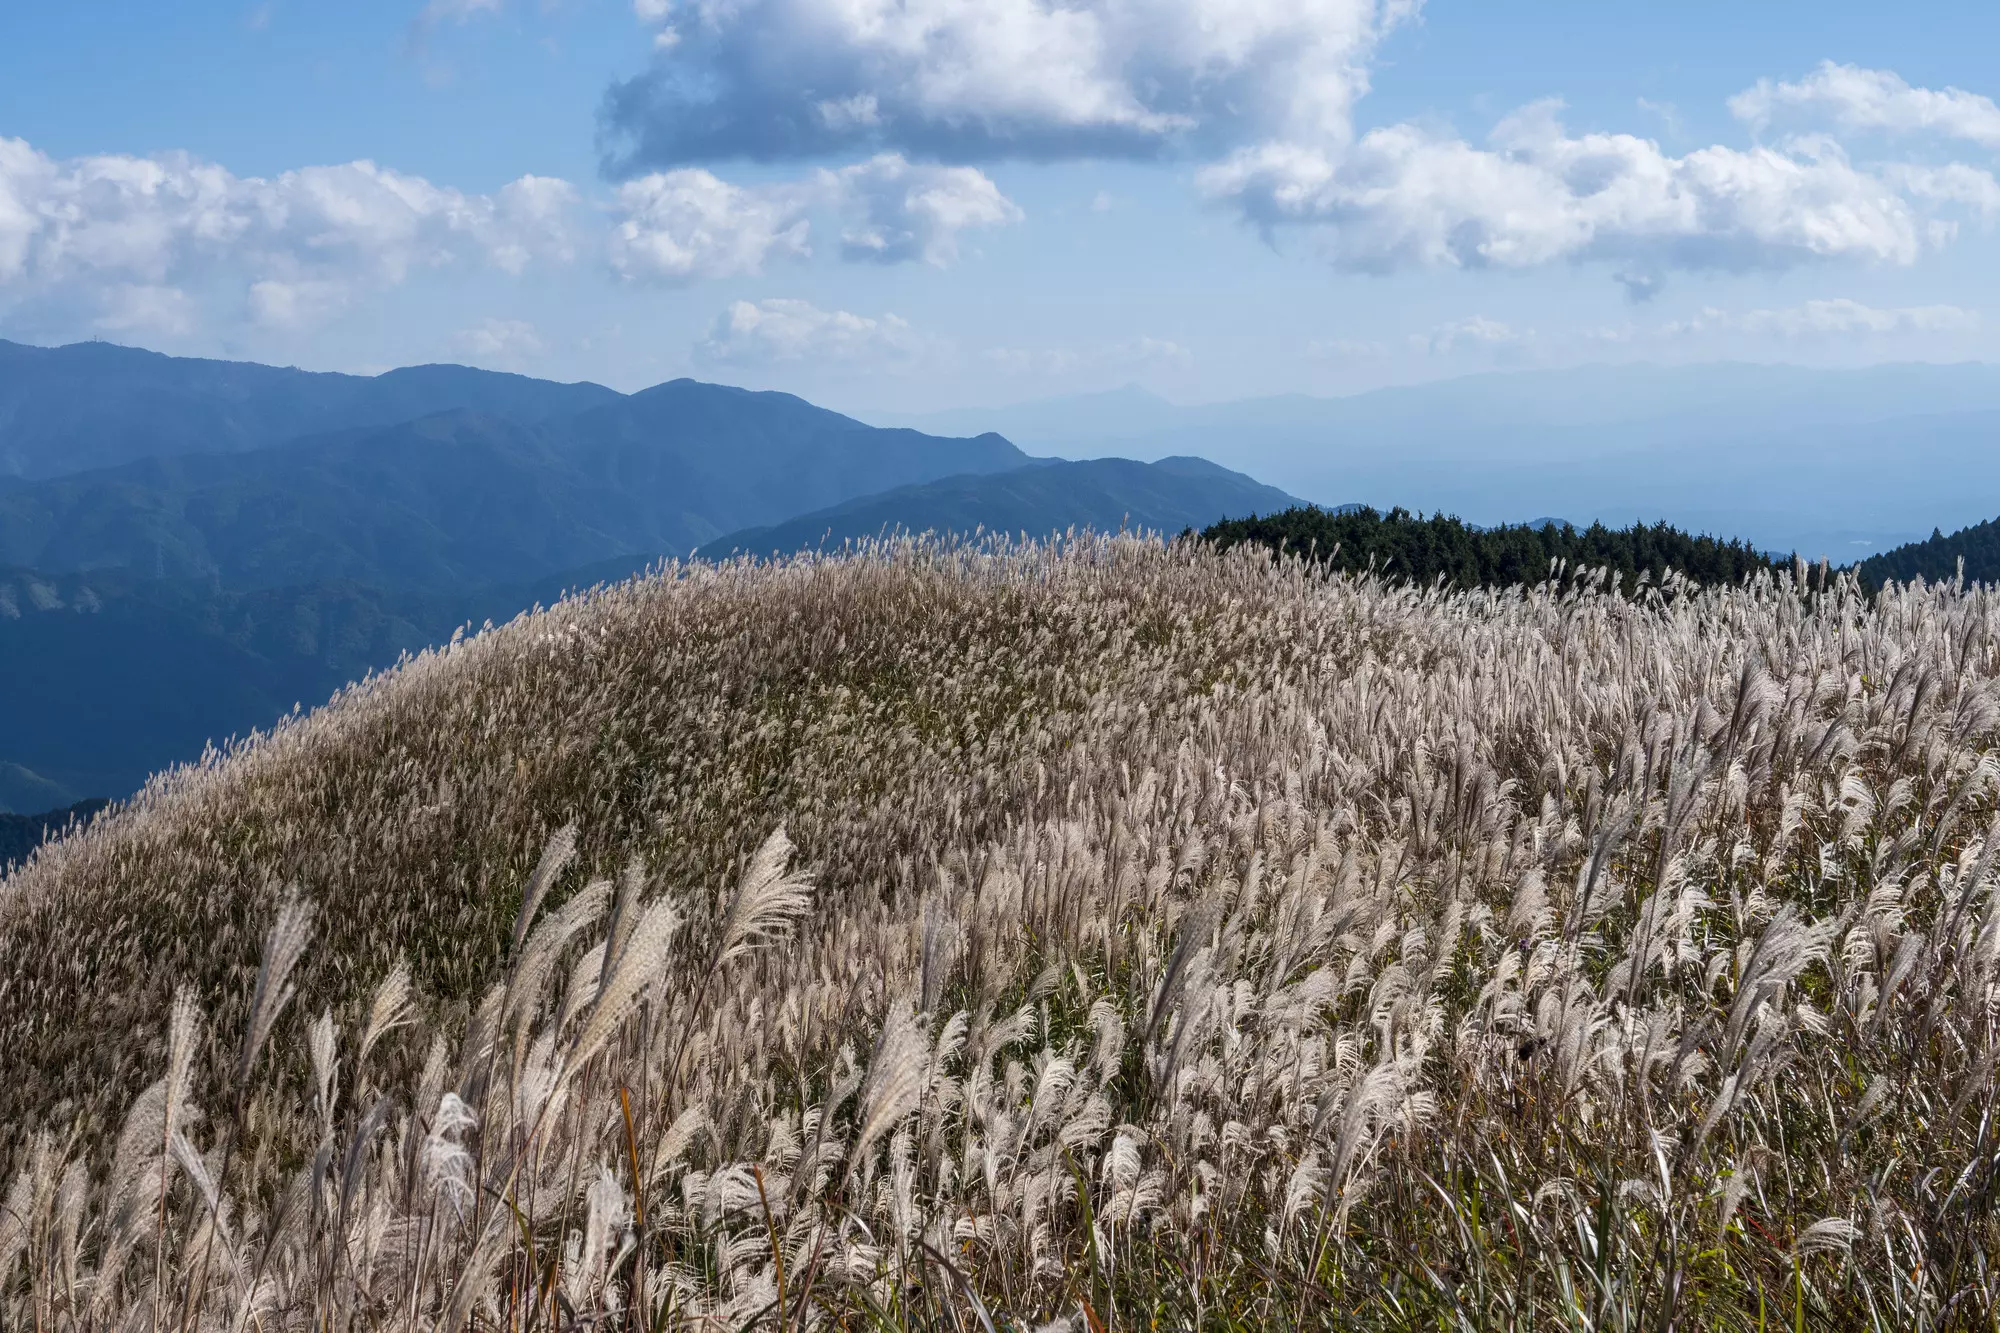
5,0,2000,414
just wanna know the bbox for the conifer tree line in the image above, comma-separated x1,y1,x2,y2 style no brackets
1201,506,1787,590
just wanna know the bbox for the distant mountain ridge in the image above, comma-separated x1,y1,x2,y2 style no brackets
0,339,1315,801
879,363,2000,559
0,338,624,477
0,379,1028,592
0,557,686,801
709,456,1301,557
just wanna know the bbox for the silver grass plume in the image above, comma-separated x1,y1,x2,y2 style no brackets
712,826,814,969
355,961,414,1075
237,890,314,1088
849,1001,930,1176
597,855,647,993
571,896,684,1068
511,822,579,958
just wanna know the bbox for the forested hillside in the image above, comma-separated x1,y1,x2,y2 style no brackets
0,797,105,866
1203,504,1785,588
1858,514,2000,587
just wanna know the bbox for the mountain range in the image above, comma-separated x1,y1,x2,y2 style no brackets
711,456,1299,556
0,337,621,477
880,362,2000,560
0,339,1304,806
9,337,2000,818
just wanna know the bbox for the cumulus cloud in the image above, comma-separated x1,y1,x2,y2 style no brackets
455,317,545,362
1661,298,1981,340
825,156,1022,264
602,0,1412,168
1200,100,1995,273
695,297,918,364
607,153,1019,283
1731,62,2000,148
247,279,351,329
1414,315,1527,353
600,12,2000,285
0,135,576,333
607,169,813,283
0,131,1012,341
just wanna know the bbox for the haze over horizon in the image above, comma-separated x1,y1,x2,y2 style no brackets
6,2,2000,416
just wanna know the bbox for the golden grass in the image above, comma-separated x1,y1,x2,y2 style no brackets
2,535,1998,1329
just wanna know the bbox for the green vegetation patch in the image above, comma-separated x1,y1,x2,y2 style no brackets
1205,504,1786,590
1858,513,2000,587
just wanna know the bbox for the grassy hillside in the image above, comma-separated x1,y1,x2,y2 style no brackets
2,538,1999,1326
1205,504,1785,588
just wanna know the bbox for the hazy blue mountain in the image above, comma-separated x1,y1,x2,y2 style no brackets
708,455,1301,557
0,762,79,814
0,558,677,800
0,342,1325,800
0,799,106,866
0,338,625,478
0,381,1028,592
878,363,2000,559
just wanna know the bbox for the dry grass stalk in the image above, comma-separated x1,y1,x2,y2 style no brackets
1,534,1998,1327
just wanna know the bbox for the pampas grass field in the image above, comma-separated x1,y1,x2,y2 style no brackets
4,535,2000,1329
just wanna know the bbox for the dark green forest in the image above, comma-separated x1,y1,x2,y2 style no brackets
1857,515,2000,587
0,798,105,870
1202,506,1785,590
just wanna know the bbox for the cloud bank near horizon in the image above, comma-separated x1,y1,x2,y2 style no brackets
6,0,2000,362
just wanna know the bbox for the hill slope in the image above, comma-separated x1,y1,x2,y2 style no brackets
0,338,624,478
708,454,1300,555
1856,513,2000,586
2,541,1997,1325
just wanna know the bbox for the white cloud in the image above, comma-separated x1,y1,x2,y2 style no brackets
1414,314,1526,354
608,154,1019,283
607,170,813,284
455,317,544,362
1730,62,2000,149
592,5,2000,290
0,135,576,333
605,0,1412,167
1201,100,1995,274
247,279,350,329
600,19,2000,285
695,298,918,364
95,284,199,337
1661,298,1981,340
824,156,1023,265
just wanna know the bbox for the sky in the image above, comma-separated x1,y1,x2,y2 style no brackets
5,1,2000,414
